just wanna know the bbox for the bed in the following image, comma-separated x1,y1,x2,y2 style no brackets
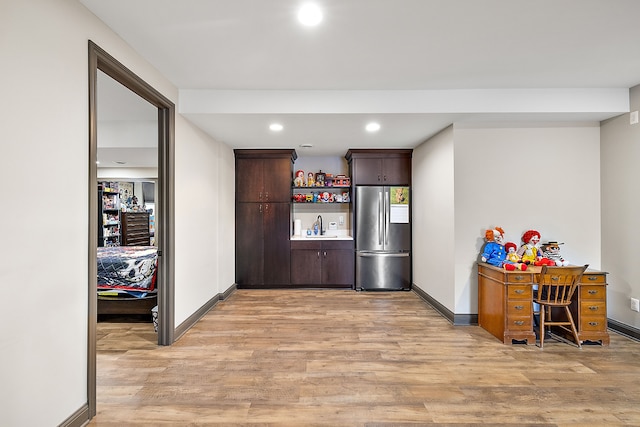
97,246,158,317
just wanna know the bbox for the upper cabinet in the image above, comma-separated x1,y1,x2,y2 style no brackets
345,149,412,186
235,149,297,202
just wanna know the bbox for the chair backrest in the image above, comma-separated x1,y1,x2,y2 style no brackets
535,265,589,306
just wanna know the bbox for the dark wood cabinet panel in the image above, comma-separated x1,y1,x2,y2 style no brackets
263,202,291,285
291,247,322,285
121,212,150,246
345,149,412,186
291,240,354,287
235,149,295,287
235,203,264,286
236,151,294,203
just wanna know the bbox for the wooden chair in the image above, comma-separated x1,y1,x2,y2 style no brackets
533,264,588,349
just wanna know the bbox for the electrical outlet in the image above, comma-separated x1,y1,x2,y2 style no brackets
339,216,344,225
631,297,640,312
631,111,639,125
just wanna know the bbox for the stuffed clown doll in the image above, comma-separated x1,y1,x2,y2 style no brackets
481,227,519,271
505,242,527,271
517,229,554,266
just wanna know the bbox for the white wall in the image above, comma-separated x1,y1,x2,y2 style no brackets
412,126,456,310
601,84,640,330
0,0,234,425
413,124,602,315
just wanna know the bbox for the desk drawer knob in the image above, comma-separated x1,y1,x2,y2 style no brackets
515,275,524,280
514,320,525,326
514,289,525,294
588,276,597,281
588,290,598,295
514,305,524,310
589,306,599,311
589,321,600,326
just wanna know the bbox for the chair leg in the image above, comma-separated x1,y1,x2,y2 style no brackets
538,306,546,348
564,306,582,349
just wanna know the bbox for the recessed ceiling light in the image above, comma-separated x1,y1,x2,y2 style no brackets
269,123,284,131
114,161,127,165
297,3,323,27
96,161,100,165
299,143,313,148
366,122,381,132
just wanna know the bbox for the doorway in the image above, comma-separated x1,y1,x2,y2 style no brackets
88,41,175,418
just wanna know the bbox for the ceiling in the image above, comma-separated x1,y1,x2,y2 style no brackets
84,0,640,158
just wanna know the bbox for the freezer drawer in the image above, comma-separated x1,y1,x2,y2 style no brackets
356,251,411,291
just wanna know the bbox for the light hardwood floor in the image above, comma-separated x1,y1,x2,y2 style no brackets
92,289,640,426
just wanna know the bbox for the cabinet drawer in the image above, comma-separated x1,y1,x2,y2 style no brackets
581,301,606,316
506,273,534,284
507,302,531,316
582,273,605,284
291,241,321,250
508,316,532,330
580,316,607,332
507,285,531,299
580,285,606,300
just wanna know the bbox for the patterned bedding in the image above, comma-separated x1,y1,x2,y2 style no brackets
97,246,158,293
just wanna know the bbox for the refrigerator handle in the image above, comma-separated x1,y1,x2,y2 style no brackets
384,190,389,245
378,191,383,245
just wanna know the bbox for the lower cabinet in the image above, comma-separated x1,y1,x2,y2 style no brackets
236,202,291,287
291,240,354,287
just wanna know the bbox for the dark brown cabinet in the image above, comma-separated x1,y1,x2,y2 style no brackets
121,212,150,246
235,149,296,287
236,155,292,203
345,149,412,185
291,240,354,287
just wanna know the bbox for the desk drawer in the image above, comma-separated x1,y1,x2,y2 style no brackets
506,273,534,284
507,285,531,299
581,300,606,316
580,285,606,300
580,315,607,332
508,316,532,330
507,302,532,316
582,273,605,284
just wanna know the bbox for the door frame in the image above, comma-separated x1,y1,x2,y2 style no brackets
88,40,175,418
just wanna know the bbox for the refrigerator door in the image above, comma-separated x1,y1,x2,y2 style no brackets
355,186,384,251
356,251,412,290
382,186,411,252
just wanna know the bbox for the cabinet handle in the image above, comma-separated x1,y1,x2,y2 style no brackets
259,204,262,213
514,321,525,326
259,191,262,201
378,174,381,182
514,275,524,280
514,305,524,310
514,289,524,294
589,321,599,326
265,191,269,200
588,290,598,295
588,306,599,311
265,203,269,212
383,175,387,181
317,251,320,258
588,276,597,281
323,251,327,258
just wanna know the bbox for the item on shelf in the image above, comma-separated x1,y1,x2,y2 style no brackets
333,175,350,187
294,170,305,187
307,172,315,187
315,170,326,186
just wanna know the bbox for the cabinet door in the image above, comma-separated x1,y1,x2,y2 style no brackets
264,157,293,202
235,203,264,285
236,158,265,202
382,157,411,185
262,202,291,285
353,158,383,185
291,248,322,285
322,249,354,286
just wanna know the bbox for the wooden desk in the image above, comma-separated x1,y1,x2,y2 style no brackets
477,263,609,346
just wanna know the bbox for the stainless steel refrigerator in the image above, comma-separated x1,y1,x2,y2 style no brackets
355,186,411,291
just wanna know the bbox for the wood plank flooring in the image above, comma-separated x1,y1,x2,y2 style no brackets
92,289,640,426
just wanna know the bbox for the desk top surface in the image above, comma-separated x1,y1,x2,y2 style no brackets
477,262,606,275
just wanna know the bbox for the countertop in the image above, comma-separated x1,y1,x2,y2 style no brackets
291,230,353,241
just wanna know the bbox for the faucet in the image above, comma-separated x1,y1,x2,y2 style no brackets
317,215,324,235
